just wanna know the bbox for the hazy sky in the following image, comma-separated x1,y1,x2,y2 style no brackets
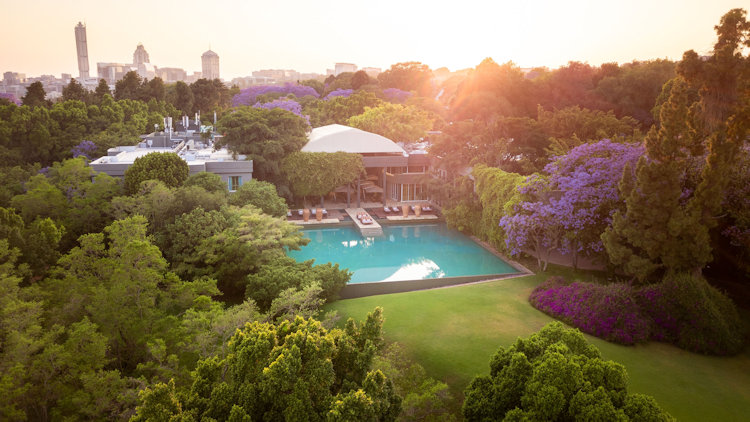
1,0,741,79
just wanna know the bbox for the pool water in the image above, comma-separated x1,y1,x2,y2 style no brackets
288,224,518,283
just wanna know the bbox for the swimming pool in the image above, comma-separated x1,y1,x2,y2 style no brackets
288,223,519,283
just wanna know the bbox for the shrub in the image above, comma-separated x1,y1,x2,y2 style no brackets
530,277,651,345
636,274,744,355
531,274,745,355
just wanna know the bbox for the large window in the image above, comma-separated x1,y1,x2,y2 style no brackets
228,176,242,191
400,183,425,201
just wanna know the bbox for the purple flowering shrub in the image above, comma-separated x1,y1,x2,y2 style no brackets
324,89,353,100
530,277,651,345
232,83,319,107
531,274,744,354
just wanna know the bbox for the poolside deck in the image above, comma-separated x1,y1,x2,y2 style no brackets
345,208,383,236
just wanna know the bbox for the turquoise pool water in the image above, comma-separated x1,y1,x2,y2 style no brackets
288,224,518,283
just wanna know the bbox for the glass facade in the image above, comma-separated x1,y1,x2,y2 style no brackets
229,176,242,191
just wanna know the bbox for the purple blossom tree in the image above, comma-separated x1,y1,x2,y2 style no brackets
71,140,98,160
232,83,319,107
500,140,643,269
0,92,21,105
381,88,412,103
252,99,310,124
323,89,353,100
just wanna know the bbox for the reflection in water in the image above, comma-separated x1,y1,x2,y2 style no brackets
383,259,444,281
288,224,517,284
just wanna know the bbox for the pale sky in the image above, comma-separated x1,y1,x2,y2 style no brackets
1,0,742,80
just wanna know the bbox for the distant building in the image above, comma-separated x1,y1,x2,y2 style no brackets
361,67,381,77
74,22,90,79
3,72,25,85
97,62,136,84
201,50,220,80
156,67,188,83
133,44,150,65
334,63,357,76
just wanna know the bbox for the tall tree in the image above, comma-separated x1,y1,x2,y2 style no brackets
93,79,111,104
114,71,142,101
123,152,189,194
21,82,48,108
62,78,90,103
347,103,433,143
215,106,308,196
169,80,194,114
378,62,433,96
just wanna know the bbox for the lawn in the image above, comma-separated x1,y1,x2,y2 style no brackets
326,269,750,421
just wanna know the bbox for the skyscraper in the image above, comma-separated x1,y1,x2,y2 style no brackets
133,44,150,65
74,22,90,79
201,49,220,80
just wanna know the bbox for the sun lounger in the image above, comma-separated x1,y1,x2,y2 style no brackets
298,209,304,216
384,207,391,213
287,210,292,217
392,206,400,213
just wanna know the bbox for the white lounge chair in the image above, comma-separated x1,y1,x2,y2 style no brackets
384,206,391,213
298,209,304,216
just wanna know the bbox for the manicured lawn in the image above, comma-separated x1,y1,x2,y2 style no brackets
326,270,750,421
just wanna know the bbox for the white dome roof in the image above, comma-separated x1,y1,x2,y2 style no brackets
303,124,406,155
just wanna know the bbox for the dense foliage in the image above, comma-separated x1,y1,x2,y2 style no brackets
463,322,673,421
131,308,402,422
531,275,744,355
123,152,189,194
282,151,364,205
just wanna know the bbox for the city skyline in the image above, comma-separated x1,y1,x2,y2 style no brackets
1,0,741,80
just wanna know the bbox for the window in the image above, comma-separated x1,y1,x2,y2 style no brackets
229,176,242,191
400,183,425,201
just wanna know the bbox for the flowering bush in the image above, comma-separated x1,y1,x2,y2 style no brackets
324,88,353,100
531,275,745,355
232,83,319,107
530,277,651,345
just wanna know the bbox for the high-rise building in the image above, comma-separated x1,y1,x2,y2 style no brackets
334,63,357,76
201,49,220,80
74,22,90,79
133,44,150,65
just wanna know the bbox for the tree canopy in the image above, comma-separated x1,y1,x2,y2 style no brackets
123,152,189,195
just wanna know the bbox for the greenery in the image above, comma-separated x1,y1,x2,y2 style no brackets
123,152,189,194
282,151,364,205
131,308,402,422
228,179,287,217
463,321,673,421
327,271,750,421
347,102,433,143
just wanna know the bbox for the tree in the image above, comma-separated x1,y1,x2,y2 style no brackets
190,78,230,115
602,6,750,281
462,322,673,421
282,151,364,206
93,79,111,103
123,152,189,194
378,62,433,96
132,308,401,421
305,90,382,127
351,70,373,90
347,103,433,143
184,171,227,194
215,106,308,196
62,78,89,103
21,82,48,108
169,80,194,114
114,71,142,101
228,179,287,217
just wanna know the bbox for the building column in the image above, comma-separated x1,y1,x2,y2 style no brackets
382,168,387,207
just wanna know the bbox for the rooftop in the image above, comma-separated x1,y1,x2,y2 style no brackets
303,124,407,155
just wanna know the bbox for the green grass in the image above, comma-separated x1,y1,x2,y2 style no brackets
326,269,750,421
